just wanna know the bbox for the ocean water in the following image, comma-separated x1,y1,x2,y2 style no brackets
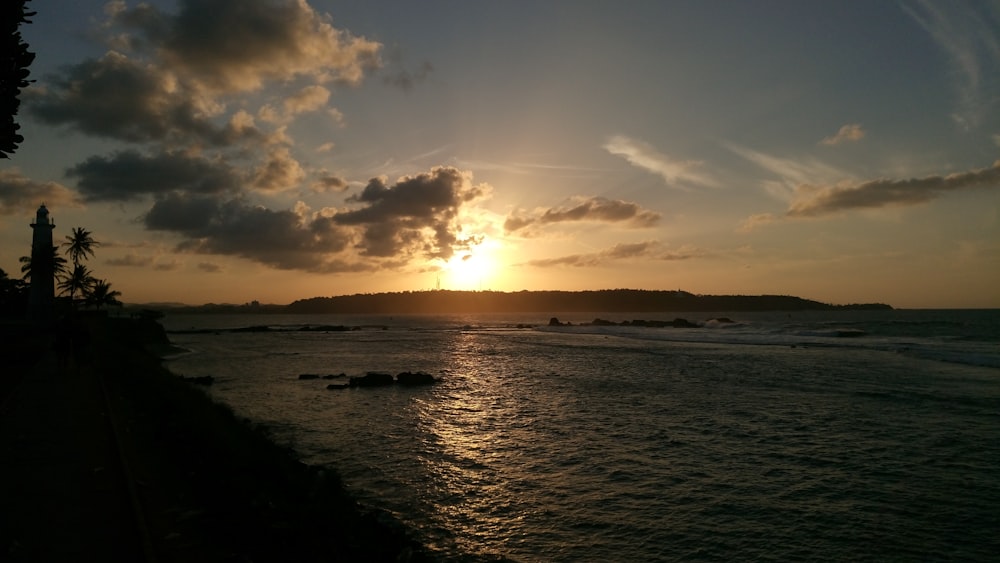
161,310,1000,562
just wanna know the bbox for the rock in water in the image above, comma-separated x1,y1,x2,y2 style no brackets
396,371,437,386
349,372,394,387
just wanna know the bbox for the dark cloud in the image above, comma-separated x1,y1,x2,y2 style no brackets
68,157,488,273
105,251,181,272
521,241,691,268
787,161,1000,217
197,262,223,273
335,166,490,260
505,196,661,234
18,2,474,276
0,169,81,216
66,150,243,202
144,194,222,232
143,193,362,272
27,52,264,146
121,0,381,93
29,0,383,150
106,254,154,267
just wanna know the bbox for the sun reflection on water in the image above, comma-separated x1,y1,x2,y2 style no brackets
414,332,549,554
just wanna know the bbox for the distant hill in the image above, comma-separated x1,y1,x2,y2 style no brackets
280,290,891,315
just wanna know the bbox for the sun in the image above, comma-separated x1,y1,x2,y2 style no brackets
441,240,504,290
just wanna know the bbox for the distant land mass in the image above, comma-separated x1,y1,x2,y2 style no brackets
145,290,892,315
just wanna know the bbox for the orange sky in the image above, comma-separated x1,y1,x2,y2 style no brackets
1,1,999,308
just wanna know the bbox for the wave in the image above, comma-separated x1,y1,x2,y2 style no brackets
533,323,1000,369
161,310,1000,370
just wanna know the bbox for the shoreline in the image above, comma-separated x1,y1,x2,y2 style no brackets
2,316,509,562
95,316,446,562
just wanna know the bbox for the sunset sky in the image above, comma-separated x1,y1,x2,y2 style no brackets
1,0,999,308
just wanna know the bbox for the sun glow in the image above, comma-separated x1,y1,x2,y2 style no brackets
441,242,501,291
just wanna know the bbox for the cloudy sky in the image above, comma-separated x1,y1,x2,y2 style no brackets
2,0,999,307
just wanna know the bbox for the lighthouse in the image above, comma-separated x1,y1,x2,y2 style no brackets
28,204,56,322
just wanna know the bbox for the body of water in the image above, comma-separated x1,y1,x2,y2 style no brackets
161,309,1000,561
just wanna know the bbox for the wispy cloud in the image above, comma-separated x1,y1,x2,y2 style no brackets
311,174,350,193
737,213,778,233
820,123,865,146
520,241,703,268
449,157,606,178
153,260,181,272
787,160,1000,217
603,135,717,189
901,0,1000,129
0,169,82,215
106,253,154,267
727,143,852,199
383,61,434,92
505,196,660,235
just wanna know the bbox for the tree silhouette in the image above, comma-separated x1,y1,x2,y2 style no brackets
85,279,122,311
19,245,68,281
63,227,100,267
24,223,125,311
58,263,94,304
0,266,28,316
1,0,35,158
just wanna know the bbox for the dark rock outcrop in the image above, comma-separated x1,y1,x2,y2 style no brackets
396,371,437,386
298,325,357,332
349,372,394,388
230,325,273,333
301,373,347,380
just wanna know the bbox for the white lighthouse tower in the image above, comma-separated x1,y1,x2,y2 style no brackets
28,204,56,322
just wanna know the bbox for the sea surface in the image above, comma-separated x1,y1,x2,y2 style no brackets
160,309,1000,562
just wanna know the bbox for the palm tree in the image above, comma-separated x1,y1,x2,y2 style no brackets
58,263,94,304
19,245,68,281
63,227,100,267
85,279,122,311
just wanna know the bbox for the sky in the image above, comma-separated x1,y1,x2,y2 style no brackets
1,0,999,308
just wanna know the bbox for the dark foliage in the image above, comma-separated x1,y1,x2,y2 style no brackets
1,0,35,157
284,289,892,315
0,267,28,317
